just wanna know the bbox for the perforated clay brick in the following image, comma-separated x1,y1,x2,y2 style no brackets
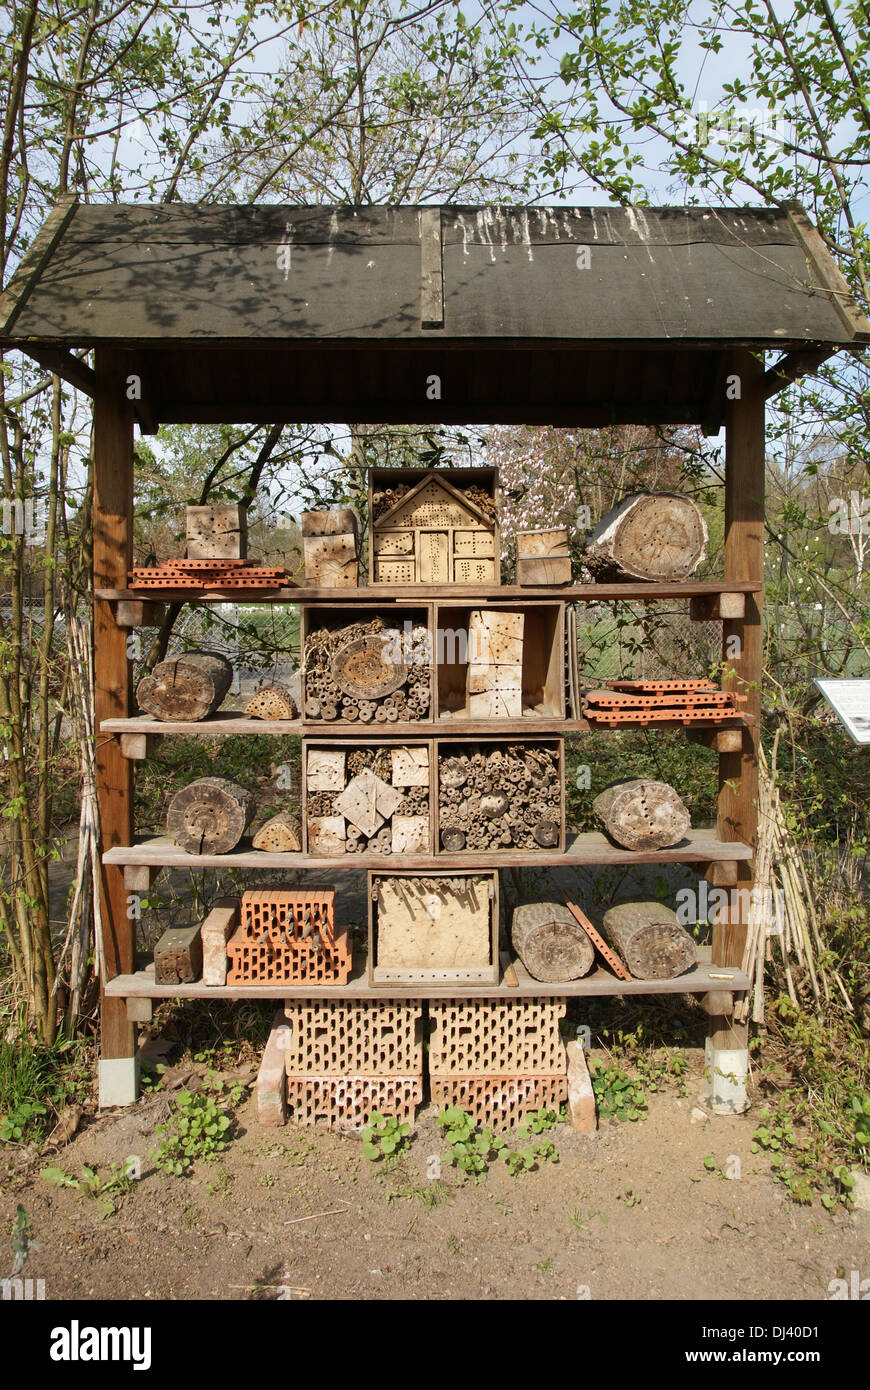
285,1075,423,1129
427,997,566,1076
226,923,351,985
283,999,423,1076
241,888,335,945
430,1075,568,1131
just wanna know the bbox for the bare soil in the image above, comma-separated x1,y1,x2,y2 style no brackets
2,1050,866,1303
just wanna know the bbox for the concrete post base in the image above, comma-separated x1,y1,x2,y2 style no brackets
98,1056,139,1109
704,1038,749,1115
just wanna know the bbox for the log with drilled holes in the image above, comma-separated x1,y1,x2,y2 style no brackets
136,650,233,722
600,901,697,980
244,684,298,720
304,615,431,722
252,813,303,852
593,778,691,850
583,492,708,582
154,922,203,984
166,777,256,854
511,901,595,982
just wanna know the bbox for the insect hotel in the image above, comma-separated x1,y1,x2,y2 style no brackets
4,200,866,1128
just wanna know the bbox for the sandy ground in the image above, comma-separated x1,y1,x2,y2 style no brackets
2,1051,867,1304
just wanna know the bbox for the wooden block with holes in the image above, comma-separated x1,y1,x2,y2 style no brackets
303,534,358,588
186,503,248,560
516,527,572,586
368,869,499,984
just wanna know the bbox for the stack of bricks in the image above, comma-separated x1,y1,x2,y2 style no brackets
428,997,568,1129
584,679,747,726
226,888,352,986
281,999,424,1129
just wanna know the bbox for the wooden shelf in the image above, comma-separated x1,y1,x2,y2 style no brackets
96,579,761,606
104,829,750,871
104,945,748,1000
101,712,749,739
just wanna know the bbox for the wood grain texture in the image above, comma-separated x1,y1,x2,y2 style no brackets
103,827,751,870
104,945,748,1000
93,349,135,1062
713,348,765,1052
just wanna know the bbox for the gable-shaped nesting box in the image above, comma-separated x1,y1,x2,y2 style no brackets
369,467,499,585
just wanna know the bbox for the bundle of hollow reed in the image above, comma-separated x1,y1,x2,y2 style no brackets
53,614,104,1022
735,735,853,1024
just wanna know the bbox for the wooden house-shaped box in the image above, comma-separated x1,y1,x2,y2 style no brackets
369,467,499,585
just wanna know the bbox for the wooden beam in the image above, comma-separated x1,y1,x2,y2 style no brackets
420,207,444,330
21,346,96,397
762,347,835,400
712,347,765,1059
689,592,746,621
0,194,78,334
784,203,870,341
93,349,135,1065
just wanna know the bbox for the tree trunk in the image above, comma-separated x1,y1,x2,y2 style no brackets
137,650,233,721
166,777,255,854
583,492,707,581
512,901,595,981
593,778,690,849
601,902,696,979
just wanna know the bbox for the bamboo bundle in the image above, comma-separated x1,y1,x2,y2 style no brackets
734,740,827,1023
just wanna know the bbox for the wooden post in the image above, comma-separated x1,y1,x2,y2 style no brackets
93,349,137,1106
709,348,764,1114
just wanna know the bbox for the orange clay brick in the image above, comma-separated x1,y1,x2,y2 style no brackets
285,1075,423,1130
283,999,422,1077
226,923,351,986
427,997,566,1076
430,1075,568,1131
241,888,335,945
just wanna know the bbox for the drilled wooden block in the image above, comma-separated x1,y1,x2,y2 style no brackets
307,816,347,854
391,747,430,787
428,997,566,1075
430,1076,568,1131
241,888,335,945
306,748,346,790
186,503,248,560
154,923,202,984
390,816,430,853
285,1075,423,1130
226,923,352,986
283,1000,423,1076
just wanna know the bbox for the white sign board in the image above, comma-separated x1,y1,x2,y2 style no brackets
814,679,870,745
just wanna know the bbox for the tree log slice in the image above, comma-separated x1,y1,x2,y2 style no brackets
244,684,298,720
584,492,708,581
601,901,696,979
136,650,233,722
593,778,690,849
166,777,255,854
252,814,302,852
330,634,407,700
512,902,595,981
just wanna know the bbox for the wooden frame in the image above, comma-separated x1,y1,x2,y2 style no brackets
368,466,500,586
367,868,500,986
301,737,436,856
433,601,565,721
434,735,565,856
300,601,434,724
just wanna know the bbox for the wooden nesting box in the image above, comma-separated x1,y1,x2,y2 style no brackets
368,870,500,985
301,604,434,723
302,509,359,587
185,503,248,560
369,467,499,585
434,603,565,720
436,737,564,854
516,528,572,586
303,739,434,857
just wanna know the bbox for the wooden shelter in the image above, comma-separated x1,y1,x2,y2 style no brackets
2,198,868,1109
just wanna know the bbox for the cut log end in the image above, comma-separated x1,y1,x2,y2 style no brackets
601,901,696,980
512,902,595,981
166,777,255,855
